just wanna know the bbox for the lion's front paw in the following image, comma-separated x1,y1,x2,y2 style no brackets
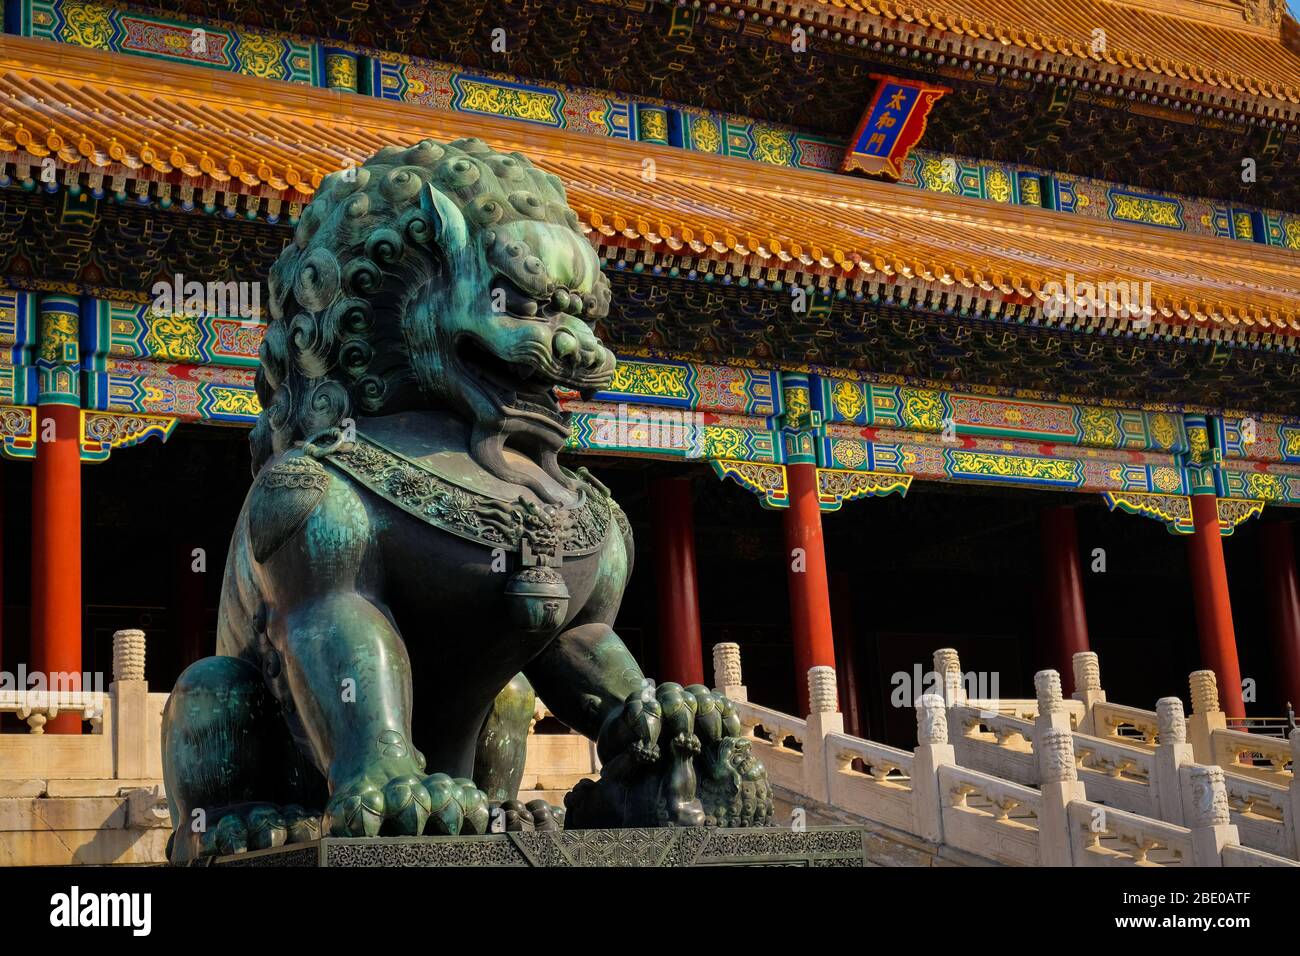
324,765,489,837
492,798,565,832
423,773,490,835
170,802,322,864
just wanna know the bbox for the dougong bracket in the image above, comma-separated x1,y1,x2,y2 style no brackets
1101,491,1194,534
711,460,789,509
1216,498,1265,536
817,468,912,512
0,404,36,459
79,410,177,462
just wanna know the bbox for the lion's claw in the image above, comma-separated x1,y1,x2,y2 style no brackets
454,777,490,834
631,741,660,764
245,804,288,849
171,802,320,864
492,798,565,832
282,804,321,844
325,784,384,838
422,773,489,835
382,775,432,835
324,765,488,837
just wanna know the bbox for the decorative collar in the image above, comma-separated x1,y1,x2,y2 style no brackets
322,433,613,557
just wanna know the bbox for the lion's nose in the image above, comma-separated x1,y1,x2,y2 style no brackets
553,329,580,362
552,328,605,373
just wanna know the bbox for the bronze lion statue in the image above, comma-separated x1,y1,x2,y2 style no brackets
161,138,772,863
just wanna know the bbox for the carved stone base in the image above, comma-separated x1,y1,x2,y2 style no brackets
205,826,869,867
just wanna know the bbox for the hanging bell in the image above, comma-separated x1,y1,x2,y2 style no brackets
504,563,570,634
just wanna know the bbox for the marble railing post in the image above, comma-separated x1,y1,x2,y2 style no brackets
110,629,150,780
1187,669,1227,766
1071,651,1106,736
803,666,843,804
1033,665,1071,727
1183,765,1240,866
711,642,747,702
1037,727,1086,866
1153,696,1194,825
1034,671,1073,787
933,648,965,705
912,694,954,844
934,648,966,744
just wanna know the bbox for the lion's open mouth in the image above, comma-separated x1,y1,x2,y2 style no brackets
455,336,569,428
455,333,585,505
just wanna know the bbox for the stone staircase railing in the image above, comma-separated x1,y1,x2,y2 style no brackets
931,648,1299,861
0,630,167,781
0,630,172,864
712,642,1300,867
0,690,106,734
1084,661,1294,786
4,630,1296,866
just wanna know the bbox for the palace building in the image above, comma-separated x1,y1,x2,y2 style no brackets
0,0,1299,839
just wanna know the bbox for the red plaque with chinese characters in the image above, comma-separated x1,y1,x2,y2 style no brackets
841,74,950,179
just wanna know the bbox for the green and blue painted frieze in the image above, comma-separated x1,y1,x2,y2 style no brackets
10,0,319,84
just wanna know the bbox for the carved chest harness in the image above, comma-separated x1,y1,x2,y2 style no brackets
260,432,628,634
322,434,617,560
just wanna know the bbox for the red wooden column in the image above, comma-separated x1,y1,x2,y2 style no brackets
649,477,704,687
32,405,82,733
32,294,83,734
783,462,835,715
1186,494,1245,719
1039,506,1091,694
1259,521,1300,714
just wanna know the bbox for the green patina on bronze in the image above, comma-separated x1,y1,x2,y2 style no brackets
161,138,772,864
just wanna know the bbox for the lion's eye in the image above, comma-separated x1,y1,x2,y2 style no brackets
491,276,545,320
547,287,589,318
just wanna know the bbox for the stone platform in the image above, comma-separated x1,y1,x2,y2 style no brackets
208,826,869,867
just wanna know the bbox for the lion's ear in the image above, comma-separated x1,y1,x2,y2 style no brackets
421,183,468,256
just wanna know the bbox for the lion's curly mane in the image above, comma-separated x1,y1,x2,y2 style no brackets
252,137,592,474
